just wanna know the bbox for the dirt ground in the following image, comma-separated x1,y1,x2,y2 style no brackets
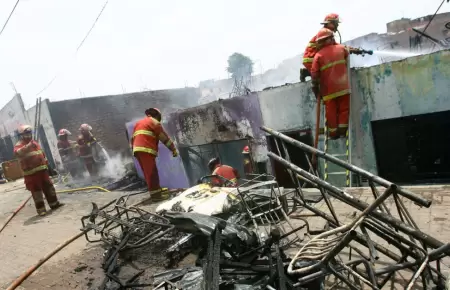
20,236,198,290
3,185,450,289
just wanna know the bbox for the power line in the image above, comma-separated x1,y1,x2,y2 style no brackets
36,0,110,96
421,0,446,36
0,0,21,37
76,0,109,52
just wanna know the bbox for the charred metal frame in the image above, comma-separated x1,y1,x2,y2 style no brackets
261,126,450,289
80,192,174,249
235,174,305,248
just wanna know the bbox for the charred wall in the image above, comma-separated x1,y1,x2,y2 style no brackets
165,93,268,163
49,88,201,154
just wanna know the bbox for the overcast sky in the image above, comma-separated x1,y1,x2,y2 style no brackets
0,0,448,108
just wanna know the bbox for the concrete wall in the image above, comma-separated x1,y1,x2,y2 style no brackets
26,99,61,166
49,88,201,155
0,94,27,138
351,49,450,173
258,82,316,134
165,93,267,162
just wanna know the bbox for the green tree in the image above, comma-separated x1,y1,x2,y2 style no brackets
226,52,253,80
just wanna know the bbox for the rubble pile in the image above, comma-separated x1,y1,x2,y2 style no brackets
79,127,450,289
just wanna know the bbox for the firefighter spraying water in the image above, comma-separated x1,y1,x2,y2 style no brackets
300,13,373,82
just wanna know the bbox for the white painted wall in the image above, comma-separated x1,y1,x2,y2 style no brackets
26,99,62,166
0,94,28,138
0,94,61,166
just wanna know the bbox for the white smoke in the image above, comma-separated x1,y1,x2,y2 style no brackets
99,153,133,180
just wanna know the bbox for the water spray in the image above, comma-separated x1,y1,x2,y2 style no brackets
372,50,420,58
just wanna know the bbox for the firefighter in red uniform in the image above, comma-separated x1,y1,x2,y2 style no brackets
311,28,350,139
300,13,341,82
131,108,178,199
208,157,240,187
57,129,81,178
14,125,63,216
242,146,254,176
300,13,369,82
78,124,99,178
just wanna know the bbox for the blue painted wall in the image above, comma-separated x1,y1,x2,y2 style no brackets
350,49,450,173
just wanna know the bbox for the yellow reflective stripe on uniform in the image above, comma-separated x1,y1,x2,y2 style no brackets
329,128,338,132
23,164,48,176
338,124,349,128
133,146,158,156
303,57,314,63
320,59,346,71
323,89,350,101
230,178,237,183
165,139,173,148
21,150,43,159
308,42,317,47
133,130,155,138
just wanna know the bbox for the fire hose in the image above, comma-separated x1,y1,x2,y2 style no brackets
5,192,155,290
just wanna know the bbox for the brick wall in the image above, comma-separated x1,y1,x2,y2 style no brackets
48,88,201,155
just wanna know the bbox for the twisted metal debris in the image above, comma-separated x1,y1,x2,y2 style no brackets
261,125,450,289
79,127,450,289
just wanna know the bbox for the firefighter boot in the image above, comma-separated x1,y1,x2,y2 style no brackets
300,68,311,82
42,182,65,210
31,191,47,216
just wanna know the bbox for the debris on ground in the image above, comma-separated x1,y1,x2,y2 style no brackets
74,128,450,289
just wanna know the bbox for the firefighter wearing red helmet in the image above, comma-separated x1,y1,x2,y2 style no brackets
131,108,178,200
78,124,99,178
242,145,254,176
14,125,63,216
311,28,350,139
300,13,341,82
300,13,365,82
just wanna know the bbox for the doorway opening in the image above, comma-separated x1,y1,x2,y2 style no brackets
372,110,450,184
266,129,313,188
179,139,250,186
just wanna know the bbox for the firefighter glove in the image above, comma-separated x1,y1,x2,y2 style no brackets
172,150,178,157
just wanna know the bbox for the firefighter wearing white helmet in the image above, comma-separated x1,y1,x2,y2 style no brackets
14,125,63,216
78,123,99,177
57,128,81,178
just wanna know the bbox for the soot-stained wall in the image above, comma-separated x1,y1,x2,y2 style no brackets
49,88,201,155
165,93,268,163
351,49,450,174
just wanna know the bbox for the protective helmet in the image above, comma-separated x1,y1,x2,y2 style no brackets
145,108,162,121
242,145,250,154
79,124,92,132
321,13,340,24
58,129,72,136
316,28,334,42
208,157,220,171
18,125,32,135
